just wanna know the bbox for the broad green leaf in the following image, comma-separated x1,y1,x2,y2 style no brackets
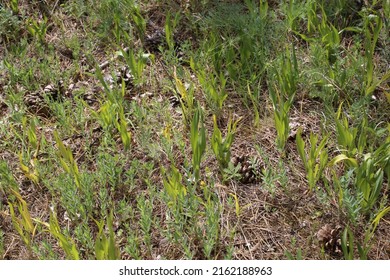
372,206,390,231
329,154,358,168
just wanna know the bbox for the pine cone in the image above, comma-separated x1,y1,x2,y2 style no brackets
231,155,263,184
145,30,166,52
316,224,342,254
118,66,134,88
24,81,65,116
168,95,180,107
24,90,49,116
103,66,134,89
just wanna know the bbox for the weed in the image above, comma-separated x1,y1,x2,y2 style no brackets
1,0,389,260
262,160,288,197
0,230,4,259
173,68,196,127
211,115,240,171
47,211,80,259
125,226,141,260
26,16,48,46
120,48,153,86
130,3,146,41
362,12,390,96
191,58,228,117
165,11,181,51
190,106,206,182
335,104,368,157
94,0,134,45
9,0,19,15
32,240,58,260
296,129,328,191
162,165,187,209
0,7,20,44
8,190,36,255
137,195,153,255
269,47,298,151
54,131,81,190
202,186,220,259
222,162,242,183
285,237,303,260
94,211,121,260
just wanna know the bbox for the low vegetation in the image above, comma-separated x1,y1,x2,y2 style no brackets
0,0,389,259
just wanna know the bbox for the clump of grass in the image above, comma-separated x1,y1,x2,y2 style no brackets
8,190,36,256
190,106,206,182
268,47,299,151
296,129,328,191
0,230,4,259
94,211,121,260
0,6,21,44
211,115,240,171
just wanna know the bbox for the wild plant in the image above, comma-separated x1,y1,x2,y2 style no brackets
0,161,18,191
202,186,220,259
165,11,181,51
269,85,294,152
240,0,270,79
372,136,390,179
228,193,241,218
173,68,196,127
120,48,152,86
43,211,80,260
296,128,328,191
8,190,36,254
334,105,368,157
269,48,298,151
94,0,134,45
32,240,58,260
137,194,153,254
191,58,228,117
19,152,39,185
285,238,303,260
355,153,384,214
362,13,390,96
187,0,210,12
115,105,132,151
0,230,5,259
0,6,20,43
19,118,41,185
332,170,363,224
9,0,19,14
341,226,361,260
54,131,81,190
317,7,340,65
340,205,390,260
330,141,387,215
261,160,288,197
93,66,132,151
190,106,206,182
94,212,121,260
300,2,341,66
130,3,146,41
162,165,187,210
341,221,375,260
125,227,141,260
281,0,305,32
222,162,242,183
161,165,195,256
26,16,48,45
211,115,240,171
246,84,261,127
